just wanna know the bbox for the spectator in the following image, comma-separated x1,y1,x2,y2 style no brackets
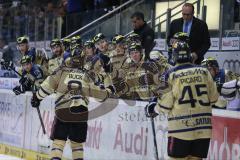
167,3,211,65
131,11,155,60
0,37,13,62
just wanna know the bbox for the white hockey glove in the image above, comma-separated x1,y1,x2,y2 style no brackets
221,80,238,101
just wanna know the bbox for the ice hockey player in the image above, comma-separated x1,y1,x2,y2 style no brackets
48,39,64,75
16,36,48,74
115,42,164,100
201,57,240,108
93,33,111,73
109,34,127,71
167,32,189,65
17,36,48,65
145,41,219,160
31,44,115,160
125,33,142,46
13,55,44,95
62,36,82,62
62,38,71,53
149,50,172,73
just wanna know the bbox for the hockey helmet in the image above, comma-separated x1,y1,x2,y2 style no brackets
17,36,29,44
84,40,95,48
70,35,82,47
172,41,192,63
201,57,219,68
173,32,189,43
50,38,62,48
93,33,106,43
149,50,163,61
128,42,142,53
126,33,141,44
112,35,125,45
62,38,71,48
20,55,32,64
70,45,85,68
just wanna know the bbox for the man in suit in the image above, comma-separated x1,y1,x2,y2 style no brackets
167,3,211,65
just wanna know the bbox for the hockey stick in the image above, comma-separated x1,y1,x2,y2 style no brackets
0,59,21,77
150,116,159,160
32,85,50,150
144,62,159,160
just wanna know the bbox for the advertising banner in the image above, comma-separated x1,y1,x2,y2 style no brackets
222,37,239,50
154,39,166,51
207,110,240,160
0,90,26,148
204,51,240,74
24,93,55,153
0,90,240,160
209,38,220,51
83,99,168,160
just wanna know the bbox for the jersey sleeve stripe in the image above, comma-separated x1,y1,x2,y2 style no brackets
168,126,212,133
168,113,212,121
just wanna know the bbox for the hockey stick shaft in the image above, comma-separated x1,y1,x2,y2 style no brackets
36,103,47,134
32,85,47,135
144,66,159,160
150,117,159,160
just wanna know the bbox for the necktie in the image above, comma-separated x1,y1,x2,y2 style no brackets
184,21,189,33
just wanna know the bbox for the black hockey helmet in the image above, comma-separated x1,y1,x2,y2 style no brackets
112,35,125,45
93,33,106,43
70,35,82,50
128,42,142,53
84,40,95,48
17,36,29,44
126,33,141,44
50,38,62,48
70,44,85,68
173,32,189,43
172,41,192,63
201,57,219,68
20,55,32,64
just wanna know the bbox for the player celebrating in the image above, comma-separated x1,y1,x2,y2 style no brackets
48,39,64,75
13,55,44,95
145,41,219,160
201,57,240,108
31,44,114,160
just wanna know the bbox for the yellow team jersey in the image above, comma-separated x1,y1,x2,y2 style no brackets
36,65,111,122
157,63,219,140
117,59,167,100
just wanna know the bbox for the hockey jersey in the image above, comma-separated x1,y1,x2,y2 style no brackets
214,69,240,108
156,63,219,140
36,64,111,122
117,57,167,100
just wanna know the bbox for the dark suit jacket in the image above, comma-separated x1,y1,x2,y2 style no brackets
134,23,155,60
167,17,211,64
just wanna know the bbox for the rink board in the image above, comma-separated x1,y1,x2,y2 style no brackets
0,90,240,160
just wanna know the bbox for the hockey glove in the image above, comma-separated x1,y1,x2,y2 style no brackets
221,80,238,101
31,94,41,108
113,78,127,93
13,85,25,95
106,85,116,95
145,102,158,118
1,60,13,70
141,61,159,74
139,73,154,86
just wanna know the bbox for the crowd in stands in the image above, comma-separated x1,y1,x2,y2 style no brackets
0,0,130,41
